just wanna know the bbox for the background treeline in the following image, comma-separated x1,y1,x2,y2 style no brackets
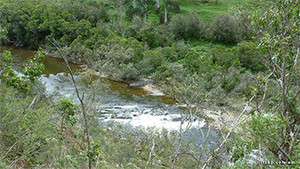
0,0,266,97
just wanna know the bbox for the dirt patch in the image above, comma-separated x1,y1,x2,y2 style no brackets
142,84,165,96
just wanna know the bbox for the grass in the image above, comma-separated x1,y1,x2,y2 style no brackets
179,0,268,21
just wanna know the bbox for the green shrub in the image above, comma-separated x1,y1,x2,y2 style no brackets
138,49,165,75
221,67,240,93
212,42,266,73
212,14,239,44
236,42,266,72
120,63,140,81
169,12,203,40
162,41,189,62
125,6,144,21
183,51,201,73
0,0,109,48
169,14,187,39
168,0,181,13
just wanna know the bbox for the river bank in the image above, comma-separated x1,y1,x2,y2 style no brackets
81,65,247,132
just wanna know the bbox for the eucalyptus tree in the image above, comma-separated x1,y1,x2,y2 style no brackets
253,0,300,160
164,0,168,23
156,0,159,10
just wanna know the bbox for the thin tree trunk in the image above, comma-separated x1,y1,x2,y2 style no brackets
120,0,123,25
133,0,136,8
156,0,160,10
144,0,147,23
48,38,93,169
164,0,168,23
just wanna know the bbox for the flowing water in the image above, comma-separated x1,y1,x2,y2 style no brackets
1,46,219,150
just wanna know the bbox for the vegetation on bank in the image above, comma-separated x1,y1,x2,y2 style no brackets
0,0,299,168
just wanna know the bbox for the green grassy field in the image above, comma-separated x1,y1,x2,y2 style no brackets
179,0,268,21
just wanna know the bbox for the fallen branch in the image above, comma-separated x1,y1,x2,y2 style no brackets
21,95,39,114
145,138,155,169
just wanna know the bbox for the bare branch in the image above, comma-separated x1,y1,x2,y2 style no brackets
47,38,93,169
0,131,30,161
274,140,291,161
292,47,299,70
145,138,155,169
201,93,257,169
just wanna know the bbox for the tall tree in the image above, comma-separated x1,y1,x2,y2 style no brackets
254,0,299,160
133,0,136,8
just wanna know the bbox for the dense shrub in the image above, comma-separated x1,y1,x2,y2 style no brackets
212,42,266,72
169,12,203,40
169,15,187,39
0,0,109,48
212,14,239,44
168,0,181,13
221,67,240,93
162,41,190,62
125,6,144,21
126,16,173,48
236,42,266,72
138,49,165,75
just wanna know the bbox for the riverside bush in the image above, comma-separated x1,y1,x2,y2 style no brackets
139,49,165,75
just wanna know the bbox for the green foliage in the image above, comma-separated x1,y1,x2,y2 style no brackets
0,48,45,93
169,12,203,40
167,0,181,13
0,85,56,167
162,40,189,62
0,51,30,92
212,14,239,44
221,67,240,93
0,26,7,42
139,49,165,75
58,98,78,126
212,42,266,73
24,48,45,82
0,0,109,48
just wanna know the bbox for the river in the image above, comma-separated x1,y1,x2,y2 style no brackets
1,46,220,151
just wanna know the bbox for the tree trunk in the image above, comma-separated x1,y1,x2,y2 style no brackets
156,0,160,10
164,0,168,23
133,0,136,8
120,0,123,25
144,0,147,23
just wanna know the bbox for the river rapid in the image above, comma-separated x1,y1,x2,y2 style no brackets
1,46,220,151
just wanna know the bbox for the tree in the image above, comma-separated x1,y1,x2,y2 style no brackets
254,0,299,161
0,48,45,93
133,0,136,8
164,0,168,23
156,0,160,11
